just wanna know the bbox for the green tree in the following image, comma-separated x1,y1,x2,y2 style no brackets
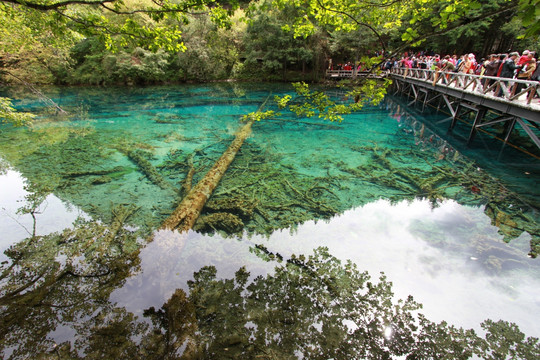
240,1,317,80
0,5,76,84
69,39,171,85
394,0,539,55
170,12,242,81
0,0,239,52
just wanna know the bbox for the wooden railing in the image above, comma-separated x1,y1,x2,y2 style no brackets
390,67,539,105
325,70,376,78
326,70,355,78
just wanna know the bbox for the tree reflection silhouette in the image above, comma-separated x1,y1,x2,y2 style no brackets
1,231,539,359
181,247,540,359
0,217,143,358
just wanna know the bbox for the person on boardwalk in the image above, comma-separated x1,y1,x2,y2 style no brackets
496,53,507,76
530,58,540,81
461,53,476,74
432,55,455,85
482,54,500,89
515,52,537,95
500,52,521,78
530,57,540,103
517,50,530,66
518,52,537,79
401,57,413,78
497,52,521,97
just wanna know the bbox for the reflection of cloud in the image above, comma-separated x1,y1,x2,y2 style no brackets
111,229,271,316
112,198,540,338
0,170,83,257
111,229,192,313
261,199,540,337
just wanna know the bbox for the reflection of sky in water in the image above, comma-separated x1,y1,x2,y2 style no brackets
0,170,84,260
112,198,540,338
2,167,538,339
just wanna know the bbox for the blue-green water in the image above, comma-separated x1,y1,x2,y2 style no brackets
0,83,539,358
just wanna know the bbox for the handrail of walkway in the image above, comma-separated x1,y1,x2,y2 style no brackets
389,67,539,105
326,69,355,78
326,69,376,78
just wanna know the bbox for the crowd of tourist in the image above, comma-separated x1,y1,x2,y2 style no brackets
330,50,539,82
328,50,539,101
383,50,539,82
381,50,539,101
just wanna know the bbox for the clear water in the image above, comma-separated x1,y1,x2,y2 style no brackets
0,83,539,358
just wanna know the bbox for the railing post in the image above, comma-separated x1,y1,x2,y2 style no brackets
494,81,501,98
510,82,518,98
527,86,537,105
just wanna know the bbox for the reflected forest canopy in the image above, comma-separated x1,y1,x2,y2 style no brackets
2,224,540,359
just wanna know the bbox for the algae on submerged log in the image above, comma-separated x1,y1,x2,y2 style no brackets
160,118,257,232
160,96,271,233
125,149,173,191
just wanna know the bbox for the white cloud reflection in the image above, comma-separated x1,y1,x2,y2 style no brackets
3,167,537,339
0,170,83,259
114,198,540,339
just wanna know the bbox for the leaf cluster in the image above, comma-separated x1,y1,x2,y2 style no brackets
274,80,389,122
0,97,35,127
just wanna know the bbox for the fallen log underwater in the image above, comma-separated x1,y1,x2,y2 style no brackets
159,95,272,233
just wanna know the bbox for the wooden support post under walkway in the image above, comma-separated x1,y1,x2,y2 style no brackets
468,107,487,145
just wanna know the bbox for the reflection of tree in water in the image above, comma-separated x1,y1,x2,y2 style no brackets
1,225,539,359
0,206,143,358
184,247,423,359
182,247,540,359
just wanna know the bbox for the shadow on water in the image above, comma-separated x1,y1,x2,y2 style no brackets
0,83,539,358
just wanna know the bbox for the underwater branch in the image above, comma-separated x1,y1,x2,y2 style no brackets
159,95,272,233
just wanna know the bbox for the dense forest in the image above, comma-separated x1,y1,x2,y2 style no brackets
0,0,539,86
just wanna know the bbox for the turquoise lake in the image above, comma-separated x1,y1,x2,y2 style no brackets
0,83,539,358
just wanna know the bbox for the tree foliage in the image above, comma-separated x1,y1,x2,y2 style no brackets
0,0,239,52
172,13,242,81
2,225,539,359
0,97,35,128
238,1,317,80
68,39,171,84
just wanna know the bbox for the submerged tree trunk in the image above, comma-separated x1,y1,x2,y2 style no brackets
4,70,66,114
159,96,270,233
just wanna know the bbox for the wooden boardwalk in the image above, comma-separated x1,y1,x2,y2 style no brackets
388,67,540,151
